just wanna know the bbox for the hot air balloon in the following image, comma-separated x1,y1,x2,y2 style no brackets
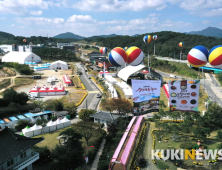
187,45,208,67
208,45,222,68
124,47,128,51
143,35,152,43
153,35,158,40
126,46,144,66
179,42,184,47
108,47,127,67
23,39,26,42
99,47,107,55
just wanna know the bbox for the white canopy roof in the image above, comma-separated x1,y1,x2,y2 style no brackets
61,117,70,123
30,124,42,130
117,64,146,81
56,118,62,124
2,52,41,64
47,120,57,126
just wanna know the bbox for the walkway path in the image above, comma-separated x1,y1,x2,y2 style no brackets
142,122,159,170
90,138,106,170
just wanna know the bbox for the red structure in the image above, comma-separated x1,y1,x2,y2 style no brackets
63,74,72,86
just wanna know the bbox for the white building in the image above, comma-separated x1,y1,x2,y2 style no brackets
0,45,16,52
2,52,41,64
0,127,43,170
57,43,72,49
50,60,68,70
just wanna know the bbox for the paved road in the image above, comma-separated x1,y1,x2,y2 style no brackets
75,62,102,111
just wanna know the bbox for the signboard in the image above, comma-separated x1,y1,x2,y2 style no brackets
168,80,200,112
132,80,161,112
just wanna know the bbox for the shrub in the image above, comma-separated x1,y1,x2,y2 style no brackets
156,161,169,169
180,141,195,149
148,118,155,122
15,119,33,131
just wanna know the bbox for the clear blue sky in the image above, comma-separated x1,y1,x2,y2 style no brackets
0,0,222,37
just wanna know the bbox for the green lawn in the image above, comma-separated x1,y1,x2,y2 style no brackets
0,79,10,90
14,77,35,87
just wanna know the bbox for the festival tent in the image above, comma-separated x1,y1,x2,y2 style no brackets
47,120,57,132
42,126,50,133
56,84,66,95
30,124,42,136
47,76,58,83
56,118,64,129
2,52,41,64
63,74,72,86
22,127,34,137
39,85,47,96
48,85,56,96
61,117,71,128
30,85,38,92
50,60,68,70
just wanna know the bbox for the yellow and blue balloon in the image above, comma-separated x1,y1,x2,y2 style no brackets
179,42,184,47
208,45,222,68
126,46,144,66
143,35,152,43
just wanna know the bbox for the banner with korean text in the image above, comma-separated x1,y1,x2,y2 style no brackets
132,80,161,112
168,80,200,112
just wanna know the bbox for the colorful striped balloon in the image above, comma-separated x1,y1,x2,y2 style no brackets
179,42,184,47
187,45,208,67
208,45,222,68
99,47,107,55
108,47,127,67
126,46,144,66
143,35,152,43
153,35,158,40
124,47,128,51
23,39,26,42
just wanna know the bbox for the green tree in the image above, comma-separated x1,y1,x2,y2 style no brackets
78,109,96,121
63,101,77,118
216,131,222,141
44,99,63,111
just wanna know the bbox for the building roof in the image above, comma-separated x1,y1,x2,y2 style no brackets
118,64,146,81
2,52,41,64
90,111,120,122
88,52,106,57
0,127,43,164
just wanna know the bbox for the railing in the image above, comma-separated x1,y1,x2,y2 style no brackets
13,151,39,170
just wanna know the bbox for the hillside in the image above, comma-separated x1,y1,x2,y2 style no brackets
53,32,85,39
187,27,222,38
97,31,222,58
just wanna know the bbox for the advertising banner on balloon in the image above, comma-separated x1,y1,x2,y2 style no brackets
132,80,161,113
168,80,200,112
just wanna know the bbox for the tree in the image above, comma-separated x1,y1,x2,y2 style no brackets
51,128,84,169
78,109,96,121
63,101,77,118
73,121,100,146
107,123,117,137
44,99,63,111
216,131,222,141
15,119,32,131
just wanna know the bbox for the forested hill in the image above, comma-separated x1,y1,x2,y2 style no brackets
97,31,222,58
0,31,15,42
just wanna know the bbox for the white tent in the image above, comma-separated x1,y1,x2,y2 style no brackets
30,124,42,136
22,128,34,137
56,118,64,129
50,60,68,70
2,52,41,64
61,117,71,127
42,126,50,133
47,76,57,83
47,120,57,132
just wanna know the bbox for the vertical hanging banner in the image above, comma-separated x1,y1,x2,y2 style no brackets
132,80,161,112
168,80,200,112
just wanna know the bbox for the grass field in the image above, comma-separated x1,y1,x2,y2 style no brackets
0,79,10,90
113,84,125,98
14,77,35,87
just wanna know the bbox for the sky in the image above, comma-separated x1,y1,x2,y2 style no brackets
1,0,222,37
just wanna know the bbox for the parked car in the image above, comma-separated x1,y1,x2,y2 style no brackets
96,94,102,98
79,72,82,75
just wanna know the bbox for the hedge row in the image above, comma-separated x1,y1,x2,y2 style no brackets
87,130,106,164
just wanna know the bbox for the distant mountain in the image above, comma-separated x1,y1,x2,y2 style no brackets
87,34,120,39
187,27,222,38
53,32,85,39
132,34,140,37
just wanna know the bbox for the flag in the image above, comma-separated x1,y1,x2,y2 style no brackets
103,62,106,79
85,156,89,163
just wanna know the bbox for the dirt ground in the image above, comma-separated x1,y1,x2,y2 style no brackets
15,69,76,101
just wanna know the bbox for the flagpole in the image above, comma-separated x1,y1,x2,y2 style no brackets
103,62,106,80
154,44,155,55
148,50,150,72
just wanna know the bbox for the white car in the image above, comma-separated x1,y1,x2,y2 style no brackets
170,75,177,79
